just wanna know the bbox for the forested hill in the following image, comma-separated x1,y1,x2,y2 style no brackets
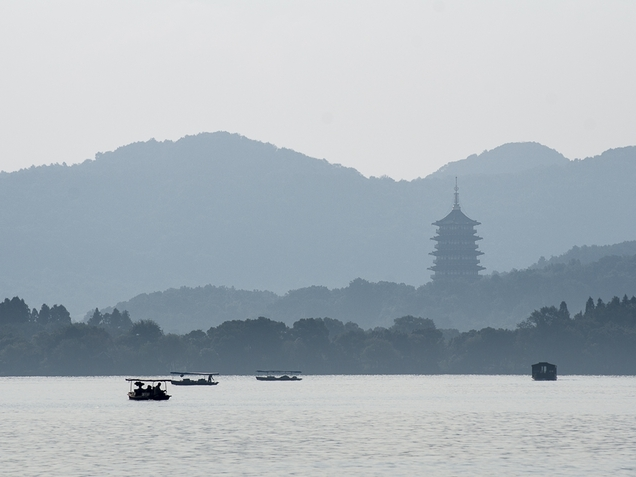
2,132,636,317
102,253,636,333
530,240,636,269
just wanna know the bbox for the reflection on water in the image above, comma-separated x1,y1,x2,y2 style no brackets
1,375,635,476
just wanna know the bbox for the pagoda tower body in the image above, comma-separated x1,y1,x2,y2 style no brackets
429,179,484,281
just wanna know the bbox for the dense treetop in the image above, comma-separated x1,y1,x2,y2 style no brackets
3,294,636,376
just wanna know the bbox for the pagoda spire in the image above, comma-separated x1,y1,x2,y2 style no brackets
453,176,460,210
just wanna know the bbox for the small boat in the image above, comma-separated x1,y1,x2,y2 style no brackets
531,362,557,381
170,371,219,386
126,379,171,400
255,370,302,381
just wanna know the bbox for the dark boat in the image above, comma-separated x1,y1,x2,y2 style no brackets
255,370,302,381
532,362,557,381
126,379,171,400
170,371,219,386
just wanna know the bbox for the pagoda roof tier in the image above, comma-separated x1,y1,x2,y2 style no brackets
433,242,481,249
430,250,484,257
431,234,482,241
428,264,486,272
428,258,484,266
432,249,483,255
432,208,480,226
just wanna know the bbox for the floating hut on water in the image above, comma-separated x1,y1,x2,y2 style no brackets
532,362,557,381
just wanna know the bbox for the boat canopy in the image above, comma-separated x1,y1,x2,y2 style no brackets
125,378,171,382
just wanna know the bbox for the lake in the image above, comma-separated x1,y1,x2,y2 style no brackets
1,375,635,476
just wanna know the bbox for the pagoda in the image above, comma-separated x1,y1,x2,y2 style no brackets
429,179,484,281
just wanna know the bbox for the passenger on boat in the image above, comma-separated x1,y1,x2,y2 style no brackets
154,383,165,398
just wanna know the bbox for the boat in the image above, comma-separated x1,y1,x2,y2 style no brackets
255,370,302,381
531,362,557,381
126,379,171,400
170,371,219,386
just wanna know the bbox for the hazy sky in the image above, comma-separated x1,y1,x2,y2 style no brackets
1,1,635,180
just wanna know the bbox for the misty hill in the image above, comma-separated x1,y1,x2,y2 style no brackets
531,240,636,269
429,142,569,178
2,132,636,318
103,253,636,333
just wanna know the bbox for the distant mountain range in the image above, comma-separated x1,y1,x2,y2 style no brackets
1,132,636,319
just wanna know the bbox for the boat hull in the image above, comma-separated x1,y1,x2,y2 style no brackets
128,392,171,401
256,376,302,381
171,379,218,386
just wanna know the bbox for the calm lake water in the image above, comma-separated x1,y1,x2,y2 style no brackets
1,375,635,476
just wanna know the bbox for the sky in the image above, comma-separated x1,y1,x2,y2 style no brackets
1,1,635,180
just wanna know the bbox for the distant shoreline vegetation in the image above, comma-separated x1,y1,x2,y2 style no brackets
2,295,636,376
100,252,636,334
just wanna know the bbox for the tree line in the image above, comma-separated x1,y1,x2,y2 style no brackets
2,294,636,376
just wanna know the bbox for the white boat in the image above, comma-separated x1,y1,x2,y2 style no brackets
170,371,219,386
255,370,302,381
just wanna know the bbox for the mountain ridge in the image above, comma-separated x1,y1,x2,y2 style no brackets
428,142,570,178
1,132,636,318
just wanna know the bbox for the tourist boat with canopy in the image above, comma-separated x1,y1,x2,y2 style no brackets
126,378,171,400
256,370,302,381
170,371,219,386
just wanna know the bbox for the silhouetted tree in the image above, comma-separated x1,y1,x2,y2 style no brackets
106,309,133,334
87,308,103,327
37,304,51,326
49,305,71,327
0,297,31,325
